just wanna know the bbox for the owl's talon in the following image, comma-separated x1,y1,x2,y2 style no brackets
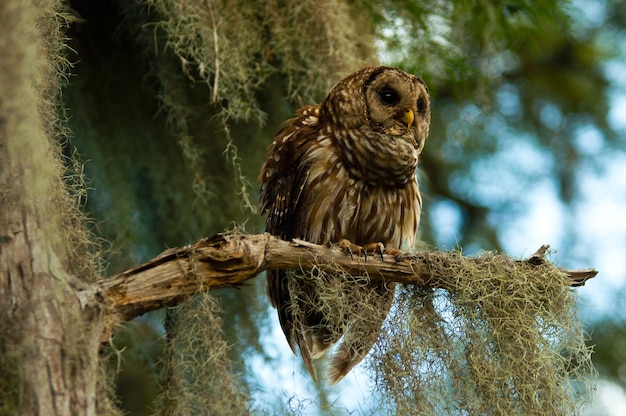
383,248,403,263
376,245,384,261
338,239,367,260
338,241,391,261
362,242,385,261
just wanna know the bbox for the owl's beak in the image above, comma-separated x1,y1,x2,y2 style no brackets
399,108,414,128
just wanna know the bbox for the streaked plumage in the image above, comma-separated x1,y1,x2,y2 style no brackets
259,66,430,384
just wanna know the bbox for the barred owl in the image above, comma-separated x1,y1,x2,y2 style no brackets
259,66,430,384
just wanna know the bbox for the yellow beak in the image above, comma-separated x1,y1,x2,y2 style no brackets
400,108,414,128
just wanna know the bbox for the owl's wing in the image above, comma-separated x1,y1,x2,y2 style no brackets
258,105,321,378
259,106,320,242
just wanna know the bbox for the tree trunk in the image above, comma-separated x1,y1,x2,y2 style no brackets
0,1,101,414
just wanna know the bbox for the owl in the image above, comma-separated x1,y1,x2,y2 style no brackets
259,66,430,384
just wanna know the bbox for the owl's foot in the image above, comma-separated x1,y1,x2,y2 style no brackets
364,242,385,261
382,247,404,263
338,239,367,259
337,240,386,261
366,244,405,262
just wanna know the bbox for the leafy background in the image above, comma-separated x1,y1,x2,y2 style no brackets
61,0,625,414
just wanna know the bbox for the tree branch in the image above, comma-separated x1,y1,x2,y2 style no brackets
88,233,597,342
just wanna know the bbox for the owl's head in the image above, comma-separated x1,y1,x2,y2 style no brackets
321,66,431,186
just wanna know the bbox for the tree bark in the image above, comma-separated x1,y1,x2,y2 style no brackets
0,191,102,415
83,233,597,343
0,2,101,414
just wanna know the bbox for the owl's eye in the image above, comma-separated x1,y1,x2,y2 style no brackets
379,87,400,106
417,96,428,114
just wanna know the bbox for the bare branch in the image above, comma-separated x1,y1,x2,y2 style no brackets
91,233,597,342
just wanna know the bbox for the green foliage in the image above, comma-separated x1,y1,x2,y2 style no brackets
373,0,617,250
588,316,626,390
143,0,375,121
126,0,378,215
107,319,165,415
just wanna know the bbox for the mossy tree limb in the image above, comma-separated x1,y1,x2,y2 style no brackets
89,232,597,343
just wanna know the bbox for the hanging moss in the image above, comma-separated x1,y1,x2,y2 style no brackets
156,294,250,416
369,251,594,415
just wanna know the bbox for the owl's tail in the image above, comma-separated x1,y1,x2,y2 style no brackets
326,282,396,385
326,329,379,385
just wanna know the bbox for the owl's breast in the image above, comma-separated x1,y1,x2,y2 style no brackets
301,137,421,249
350,179,421,250
332,128,419,187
